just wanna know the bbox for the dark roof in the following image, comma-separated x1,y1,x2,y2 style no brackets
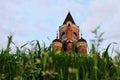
52,39,61,43
78,37,87,42
63,12,75,25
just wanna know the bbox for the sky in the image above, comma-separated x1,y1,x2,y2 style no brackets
0,0,120,56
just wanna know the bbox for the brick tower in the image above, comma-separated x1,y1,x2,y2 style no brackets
52,12,87,54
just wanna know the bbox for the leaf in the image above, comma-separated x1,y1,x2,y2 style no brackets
20,43,28,49
91,40,95,43
92,29,97,34
6,35,13,49
102,42,117,58
99,32,105,38
91,25,100,34
98,38,104,42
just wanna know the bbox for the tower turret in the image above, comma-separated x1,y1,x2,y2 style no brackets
77,37,87,54
52,39,62,51
52,32,62,51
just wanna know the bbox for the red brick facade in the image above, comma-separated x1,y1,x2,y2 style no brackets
52,12,87,54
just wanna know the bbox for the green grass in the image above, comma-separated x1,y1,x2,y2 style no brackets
0,36,120,80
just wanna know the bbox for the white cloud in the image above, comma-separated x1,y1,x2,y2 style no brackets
0,1,51,32
79,0,120,57
79,0,120,38
0,0,120,53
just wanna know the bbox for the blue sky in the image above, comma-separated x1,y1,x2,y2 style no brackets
0,0,120,56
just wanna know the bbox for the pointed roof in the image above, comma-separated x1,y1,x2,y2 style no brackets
78,37,87,42
52,39,61,43
78,34,87,42
63,12,75,24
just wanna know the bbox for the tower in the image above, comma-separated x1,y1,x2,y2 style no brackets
52,12,88,54
59,12,79,42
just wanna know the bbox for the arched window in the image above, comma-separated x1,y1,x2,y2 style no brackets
73,32,77,39
62,33,66,40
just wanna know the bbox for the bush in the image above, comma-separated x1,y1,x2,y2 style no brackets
0,36,120,80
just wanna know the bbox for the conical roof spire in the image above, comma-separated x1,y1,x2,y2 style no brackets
63,12,75,24
78,33,87,42
56,31,58,39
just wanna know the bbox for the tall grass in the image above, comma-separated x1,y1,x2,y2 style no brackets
0,36,120,80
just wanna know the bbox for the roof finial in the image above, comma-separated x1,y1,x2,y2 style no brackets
81,33,83,39
68,11,70,13
56,31,58,39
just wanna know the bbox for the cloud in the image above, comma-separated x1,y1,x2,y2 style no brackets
0,0,51,48
80,0,120,57
0,0,120,52
79,0,120,38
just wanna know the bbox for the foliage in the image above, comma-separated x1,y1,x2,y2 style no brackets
0,36,120,80
91,25,105,52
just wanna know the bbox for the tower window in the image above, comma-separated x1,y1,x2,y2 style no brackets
62,33,66,40
73,32,77,39
68,23,70,26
